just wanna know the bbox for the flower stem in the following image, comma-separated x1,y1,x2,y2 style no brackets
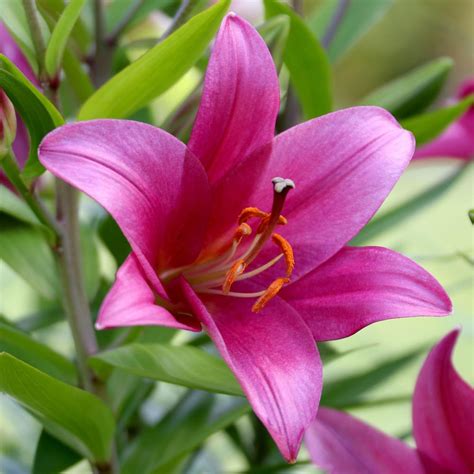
91,0,112,87
107,0,146,46
21,0,47,79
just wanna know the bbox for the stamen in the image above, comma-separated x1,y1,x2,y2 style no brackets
256,214,287,234
252,277,290,313
272,233,294,278
222,259,246,294
239,207,268,224
199,288,266,298
233,222,252,243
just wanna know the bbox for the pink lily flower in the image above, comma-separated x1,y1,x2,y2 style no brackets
305,329,474,473
0,22,40,185
38,14,451,461
414,77,474,161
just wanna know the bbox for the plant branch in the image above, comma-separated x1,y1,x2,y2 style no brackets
322,0,351,49
21,0,47,78
92,0,111,87
107,0,146,46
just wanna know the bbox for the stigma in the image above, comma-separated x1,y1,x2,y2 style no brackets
184,177,296,313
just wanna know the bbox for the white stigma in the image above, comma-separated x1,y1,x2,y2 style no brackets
272,177,295,194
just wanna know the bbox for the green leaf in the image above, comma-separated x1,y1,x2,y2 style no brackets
80,225,101,301
122,392,249,474
16,307,63,332
0,55,64,180
62,48,94,103
310,0,393,63
352,163,470,245
33,430,82,474
321,345,428,408
360,57,454,119
0,319,76,384
401,95,474,146
0,186,40,226
98,214,130,266
45,0,87,77
0,215,59,299
89,343,243,396
258,15,290,73
469,209,474,225
264,0,332,119
0,353,115,461
79,0,230,120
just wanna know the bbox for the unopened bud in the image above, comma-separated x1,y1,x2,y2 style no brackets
0,89,17,156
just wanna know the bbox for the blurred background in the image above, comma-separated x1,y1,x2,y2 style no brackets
1,0,473,472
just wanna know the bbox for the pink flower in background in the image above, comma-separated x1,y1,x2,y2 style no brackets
414,77,474,160
39,14,451,461
0,22,39,185
306,329,474,473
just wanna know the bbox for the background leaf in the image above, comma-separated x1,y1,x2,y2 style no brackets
359,57,453,119
264,0,332,119
89,343,243,396
79,0,230,120
0,353,115,462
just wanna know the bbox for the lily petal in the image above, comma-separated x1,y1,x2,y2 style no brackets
206,107,415,280
280,246,451,341
413,329,474,473
97,254,200,331
305,407,427,474
180,278,322,462
39,120,210,295
188,13,279,183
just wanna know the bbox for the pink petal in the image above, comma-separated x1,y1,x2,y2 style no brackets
413,329,474,473
96,254,200,331
280,246,451,341
188,13,279,183
39,120,210,296
179,278,322,462
205,107,415,281
305,407,427,474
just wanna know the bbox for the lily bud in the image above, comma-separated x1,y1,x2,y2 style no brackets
0,89,17,156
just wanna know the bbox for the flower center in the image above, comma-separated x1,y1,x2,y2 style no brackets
171,177,296,313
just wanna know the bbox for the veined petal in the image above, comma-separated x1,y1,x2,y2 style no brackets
96,254,200,331
39,120,210,294
188,13,279,183
206,107,415,280
179,278,322,462
305,407,427,474
280,246,451,341
413,329,474,473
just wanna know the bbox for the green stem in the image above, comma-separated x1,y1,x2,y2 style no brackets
1,149,60,238
92,0,111,87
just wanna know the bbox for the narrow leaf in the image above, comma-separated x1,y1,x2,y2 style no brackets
0,319,76,384
89,343,243,396
122,391,249,474
401,95,474,145
79,0,230,120
45,0,87,77
360,57,453,119
0,353,115,462
264,0,332,119
0,186,40,226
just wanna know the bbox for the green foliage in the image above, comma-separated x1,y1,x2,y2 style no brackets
0,353,115,462
402,95,474,145
264,0,332,119
44,0,87,77
310,0,394,62
78,0,230,120
121,391,250,474
0,186,40,227
258,15,290,72
360,57,454,119
0,55,64,180
0,319,76,384
33,430,82,474
90,343,244,396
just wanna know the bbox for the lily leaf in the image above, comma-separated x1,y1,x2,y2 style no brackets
0,55,64,180
89,343,243,396
44,0,87,77
0,186,40,227
79,0,230,120
310,0,393,62
264,0,332,119
0,319,76,384
121,391,250,474
360,57,454,119
401,95,474,146
0,353,115,462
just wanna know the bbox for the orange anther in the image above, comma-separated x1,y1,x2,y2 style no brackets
238,207,268,224
252,277,290,313
272,233,295,278
223,259,246,294
233,223,252,242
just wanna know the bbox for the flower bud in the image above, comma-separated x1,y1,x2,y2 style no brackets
0,88,17,156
